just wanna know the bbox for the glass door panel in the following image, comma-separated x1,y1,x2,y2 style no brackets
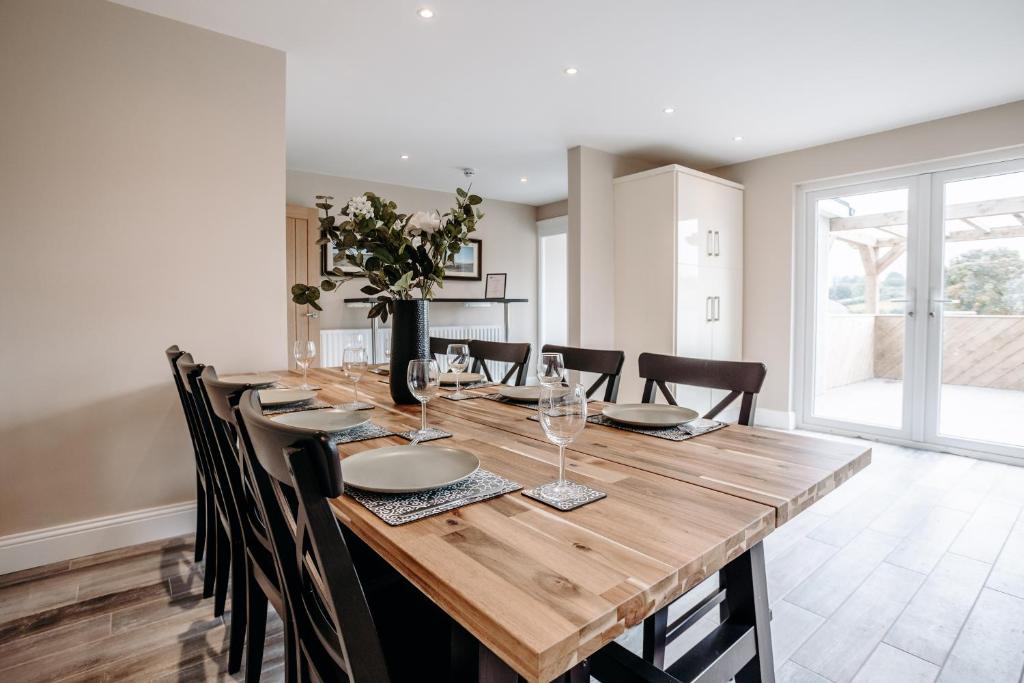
935,170,1024,448
811,187,910,429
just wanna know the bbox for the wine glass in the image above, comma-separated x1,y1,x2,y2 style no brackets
537,352,565,387
537,384,587,502
293,341,316,390
342,346,368,408
447,343,471,398
407,359,440,441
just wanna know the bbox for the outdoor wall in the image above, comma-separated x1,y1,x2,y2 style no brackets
0,0,286,542
712,100,1024,418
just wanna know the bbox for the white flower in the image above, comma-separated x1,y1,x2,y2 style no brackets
407,210,441,231
347,195,374,220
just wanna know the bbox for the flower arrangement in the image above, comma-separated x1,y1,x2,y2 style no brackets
290,188,484,322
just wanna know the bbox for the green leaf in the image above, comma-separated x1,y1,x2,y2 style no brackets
468,194,483,205
321,280,337,292
360,285,381,296
309,300,323,311
456,187,468,198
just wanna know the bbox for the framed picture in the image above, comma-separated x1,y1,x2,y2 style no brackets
321,242,366,277
444,238,482,281
484,273,507,299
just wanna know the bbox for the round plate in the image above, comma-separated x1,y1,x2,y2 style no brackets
218,373,279,387
258,388,317,407
497,385,568,402
602,404,699,428
439,371,484,386
270,408,370,432
341,445,480,493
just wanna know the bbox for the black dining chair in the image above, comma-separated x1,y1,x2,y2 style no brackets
237,390,452,682
429,335,471,365
164,345,210,565
468,339,531,385
541,344,625,402
201,368,284,681
638,353,767,426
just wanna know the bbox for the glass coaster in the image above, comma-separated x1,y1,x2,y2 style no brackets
522,480,606,511
395,427,452,443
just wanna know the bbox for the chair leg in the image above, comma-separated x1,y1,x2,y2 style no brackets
227,541,248,673
194,475,206,563
244,566,268,683
213,520,230,617
283,616,298,683
202,491,217,599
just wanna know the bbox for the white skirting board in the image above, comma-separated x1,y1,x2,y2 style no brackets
755,408,796,430
0,501,197,575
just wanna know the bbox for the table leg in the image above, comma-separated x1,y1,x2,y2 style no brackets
450,622,589,682
721,541,775,683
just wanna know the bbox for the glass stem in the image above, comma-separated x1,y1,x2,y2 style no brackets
354,381,359,405
303,364,308,386
558,444,566,483
456,375,461,394
421,400,427,433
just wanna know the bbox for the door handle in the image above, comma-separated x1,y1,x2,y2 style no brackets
714,231,720,257
714,296,721,321
890,298,915,318
305,311,320,319
706,230,713,256
929,298,959,318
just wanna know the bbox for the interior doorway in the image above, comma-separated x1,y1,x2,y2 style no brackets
537,216,568,349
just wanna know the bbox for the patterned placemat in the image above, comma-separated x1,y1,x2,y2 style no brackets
329,422,395,444
583,414,728,441
262,398,333,416
394,427,452,443
346,469,522,525
522,480,606,511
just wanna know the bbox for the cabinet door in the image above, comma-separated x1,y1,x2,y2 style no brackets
711,269,743,362
676,174,717,269
674,264,714,414
702,182,743,271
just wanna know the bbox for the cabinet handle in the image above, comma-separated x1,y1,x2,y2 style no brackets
706,230,713,256
705,296,712,322
714,296,721,321
714,231,720,257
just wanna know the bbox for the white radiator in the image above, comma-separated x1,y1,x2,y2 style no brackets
320,325,507,375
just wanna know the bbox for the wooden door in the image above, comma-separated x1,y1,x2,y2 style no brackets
286,205,321,369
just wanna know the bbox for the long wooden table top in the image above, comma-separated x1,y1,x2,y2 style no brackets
262,368,869,681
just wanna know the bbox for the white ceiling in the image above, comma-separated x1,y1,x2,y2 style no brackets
114,0,1024,206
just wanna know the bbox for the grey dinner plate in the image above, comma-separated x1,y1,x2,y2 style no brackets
601,403,699,428
497,385,568,402
439,371,484,386
270,408,370,432
340,445,480,493
258,388,317,406
218,373,279,387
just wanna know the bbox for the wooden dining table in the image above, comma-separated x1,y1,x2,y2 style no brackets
262,367,871,683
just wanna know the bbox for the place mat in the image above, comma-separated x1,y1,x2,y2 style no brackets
346,469,521,525
441,380,496,392
394,427,453,443
334,401,375,411
262,398,333,416
584,414,728,441
328,422,395,445
441,391,488,402
522,481,606,511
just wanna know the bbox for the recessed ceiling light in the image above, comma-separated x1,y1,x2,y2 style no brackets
733,135,744,142
417,8,434,19
520,177,528,183
564,66,579,76
663,107,675,114
400,154,409,160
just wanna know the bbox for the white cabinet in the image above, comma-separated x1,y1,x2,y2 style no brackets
614,164,743,404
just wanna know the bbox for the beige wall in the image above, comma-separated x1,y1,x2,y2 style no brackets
0,0,287,537
713,100,1024,415
567,147,658,348
287,170,538,350
535,199,568,222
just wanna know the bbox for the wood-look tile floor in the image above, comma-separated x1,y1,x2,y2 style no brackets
1,437,1023,682
0,536,285,682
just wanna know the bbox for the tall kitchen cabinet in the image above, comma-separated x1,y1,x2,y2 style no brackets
612,165,744,408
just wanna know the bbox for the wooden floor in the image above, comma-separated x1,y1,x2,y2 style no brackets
1,436,1022,682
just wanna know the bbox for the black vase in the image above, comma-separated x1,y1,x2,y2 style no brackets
388,299,430,404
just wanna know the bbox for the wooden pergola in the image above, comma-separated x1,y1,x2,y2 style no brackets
828,195,1024,313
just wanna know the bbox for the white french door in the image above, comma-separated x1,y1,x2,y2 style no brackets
799,156,1024,461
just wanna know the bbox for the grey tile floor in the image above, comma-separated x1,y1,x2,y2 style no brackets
618,434,1024,683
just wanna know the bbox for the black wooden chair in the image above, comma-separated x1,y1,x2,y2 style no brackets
429,335,471,365
164,345,210,565
469,339,531,385
237,390,452,682
176,356,232,622
202,368,285,681
541,344,625,402
638,353,767,426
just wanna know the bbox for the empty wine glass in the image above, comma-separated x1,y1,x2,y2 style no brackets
407,359,440,441
293,340,316,390
537,384,587,502
342,346,368,408
538,352,565,387
447,343,471,398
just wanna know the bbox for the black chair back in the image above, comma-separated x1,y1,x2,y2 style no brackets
165,345,209,564
468,340,531,385
541,344,625,402
238,390,391,683
429,336,470,363
638,353,767,426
